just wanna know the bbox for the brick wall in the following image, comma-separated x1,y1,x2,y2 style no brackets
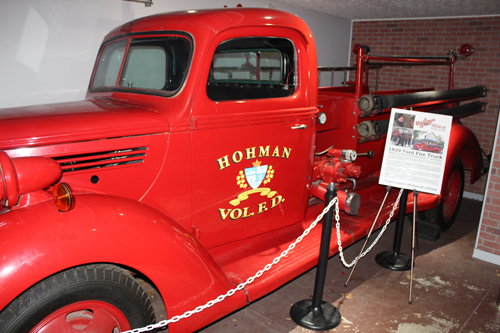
352,16,500,256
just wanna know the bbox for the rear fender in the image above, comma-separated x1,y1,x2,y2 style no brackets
443,122,483,194
0,194,247,332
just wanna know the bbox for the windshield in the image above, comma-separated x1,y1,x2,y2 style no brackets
91,35,192,95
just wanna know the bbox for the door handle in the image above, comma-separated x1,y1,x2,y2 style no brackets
291,124,307,130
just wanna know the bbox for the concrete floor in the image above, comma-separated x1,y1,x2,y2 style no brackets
195,198,500,333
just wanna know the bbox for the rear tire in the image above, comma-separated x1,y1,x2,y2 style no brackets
0,264,156,333
419,157,464,231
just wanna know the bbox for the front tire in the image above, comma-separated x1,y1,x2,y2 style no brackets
419,157,464,231
0,264,156,333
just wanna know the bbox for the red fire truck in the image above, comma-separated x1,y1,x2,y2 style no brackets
413,141,443,153
0,8,487,333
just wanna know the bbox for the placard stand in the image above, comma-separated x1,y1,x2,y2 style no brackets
375,189,412,271
290,183,341,330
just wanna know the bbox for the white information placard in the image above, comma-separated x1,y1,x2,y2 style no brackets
379,109,453,195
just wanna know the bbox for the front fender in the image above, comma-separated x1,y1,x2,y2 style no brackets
443,122,483,192
0,194,246,332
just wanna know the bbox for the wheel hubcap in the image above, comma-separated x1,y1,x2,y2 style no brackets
30,301,130,333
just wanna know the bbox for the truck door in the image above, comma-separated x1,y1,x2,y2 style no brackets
191,28,317,249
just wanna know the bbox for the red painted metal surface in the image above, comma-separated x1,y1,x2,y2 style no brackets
0,195,247,332
0,7,487,333
30,301,130,333
0,99,170,149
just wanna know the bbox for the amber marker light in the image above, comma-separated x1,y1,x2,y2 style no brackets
53,183,75,212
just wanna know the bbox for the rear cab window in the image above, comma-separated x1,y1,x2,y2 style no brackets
207,37,296,101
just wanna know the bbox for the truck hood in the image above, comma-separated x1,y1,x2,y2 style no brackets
0,98,169,149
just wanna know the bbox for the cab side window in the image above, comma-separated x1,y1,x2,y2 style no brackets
207,37,296,101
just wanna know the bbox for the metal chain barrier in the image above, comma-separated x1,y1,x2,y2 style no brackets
336,188,404,268
121,197,338,333
123,188,404,333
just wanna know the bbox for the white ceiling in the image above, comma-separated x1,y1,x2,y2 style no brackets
271,0,500,20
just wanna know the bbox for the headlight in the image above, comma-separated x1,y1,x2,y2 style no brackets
0,151,62,208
